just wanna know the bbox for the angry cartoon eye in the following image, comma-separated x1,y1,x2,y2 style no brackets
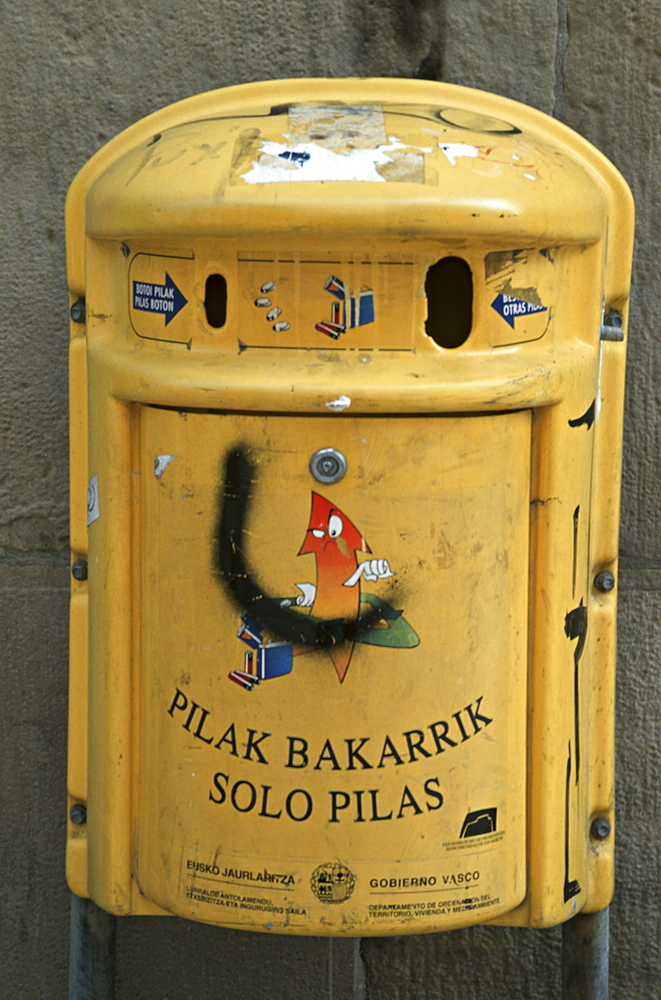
328,514,343,538
312,529,325,538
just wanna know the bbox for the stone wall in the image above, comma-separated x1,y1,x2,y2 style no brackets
1,2,657,996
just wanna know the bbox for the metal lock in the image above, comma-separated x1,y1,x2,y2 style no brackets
309,448,347,484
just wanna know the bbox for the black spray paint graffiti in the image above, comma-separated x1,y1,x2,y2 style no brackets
568,399,596,431
572,504,580,599
563,742,582,903
213,447,385,650
561,495,589,906
565,600,587,786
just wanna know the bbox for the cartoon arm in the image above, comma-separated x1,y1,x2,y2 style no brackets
294,582,317,606
342,559,395,587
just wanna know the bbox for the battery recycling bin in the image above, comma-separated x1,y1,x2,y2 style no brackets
66,79,633,935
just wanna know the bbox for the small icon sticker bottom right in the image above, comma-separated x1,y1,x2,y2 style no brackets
460,808,497,838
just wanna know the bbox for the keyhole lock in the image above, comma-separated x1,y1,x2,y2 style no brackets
310,448,347,485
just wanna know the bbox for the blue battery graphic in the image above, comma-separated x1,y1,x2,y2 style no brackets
234,613,293,686
350,288,375,327
256,643,293,679
324,275,347,299
317,276,375,338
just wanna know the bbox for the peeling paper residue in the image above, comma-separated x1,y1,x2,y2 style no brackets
438,143,480,166
241,139,430,184
154,454,177,479
289,105,387,148
325,395,351,412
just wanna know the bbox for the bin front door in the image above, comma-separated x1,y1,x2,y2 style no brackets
136,408,530,934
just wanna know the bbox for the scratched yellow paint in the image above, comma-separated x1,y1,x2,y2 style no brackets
66,79,633,933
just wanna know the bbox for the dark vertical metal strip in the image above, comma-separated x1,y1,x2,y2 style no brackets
562,908,609,1000
69,893,116,1000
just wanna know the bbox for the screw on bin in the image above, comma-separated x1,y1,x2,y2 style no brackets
590,817,611,841
70,804,87,825
594,571,615,593
70,299,86,324
72,560,88,581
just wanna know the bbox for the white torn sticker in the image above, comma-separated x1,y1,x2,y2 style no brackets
325,395,351,412
87,475,100,526
439,142,480,166
241,139,426,184
154,455,177,479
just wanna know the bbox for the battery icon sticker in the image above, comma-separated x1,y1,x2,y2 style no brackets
316,275,375,340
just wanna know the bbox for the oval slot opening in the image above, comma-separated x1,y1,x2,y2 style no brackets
204,273,227,328
425,257,473,348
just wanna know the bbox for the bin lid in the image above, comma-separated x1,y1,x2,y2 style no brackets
79,79,616,248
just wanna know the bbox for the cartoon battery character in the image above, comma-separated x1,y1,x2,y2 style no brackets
231,492,418,690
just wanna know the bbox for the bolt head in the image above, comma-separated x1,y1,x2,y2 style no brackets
71,560,88,581
70,803,87,825
603,309,623,328
591,817,611,840
595,571,615,593
70,300,86,324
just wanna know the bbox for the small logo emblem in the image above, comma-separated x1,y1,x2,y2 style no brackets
460,807,497,838
310,862,356,904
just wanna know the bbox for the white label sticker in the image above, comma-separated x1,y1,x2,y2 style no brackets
241,139,421,184
438,143,480,166
154,455,177,479
87,475,100,526
239,105,430,186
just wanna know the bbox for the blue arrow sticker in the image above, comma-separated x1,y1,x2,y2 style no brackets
133,273,188,326
491,293,547,329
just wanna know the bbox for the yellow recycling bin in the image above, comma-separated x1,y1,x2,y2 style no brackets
66,79,633,935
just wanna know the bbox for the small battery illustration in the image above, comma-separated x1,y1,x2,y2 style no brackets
324,275,347,299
